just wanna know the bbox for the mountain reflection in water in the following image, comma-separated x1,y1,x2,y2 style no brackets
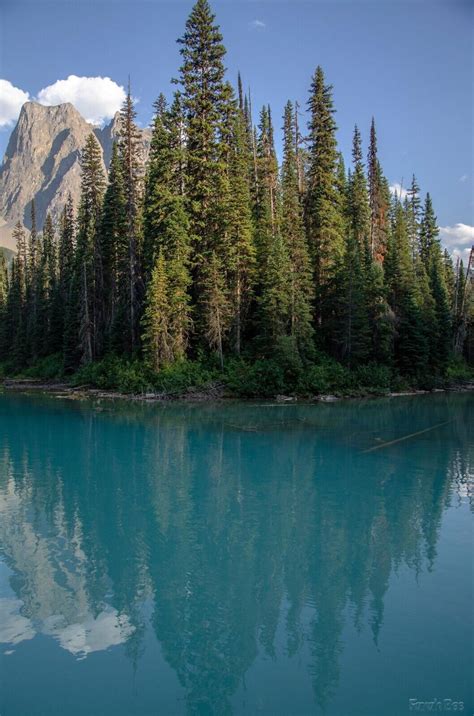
0,393,472,715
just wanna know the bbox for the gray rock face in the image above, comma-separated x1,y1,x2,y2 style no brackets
0,102,151,250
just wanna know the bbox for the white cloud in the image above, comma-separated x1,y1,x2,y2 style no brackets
37,75,126,125
0,598,35,646
439,223,474,265
249,19,266,29
459,174,469,183
389,182,409,201
0,79,30,129
43,608,134,659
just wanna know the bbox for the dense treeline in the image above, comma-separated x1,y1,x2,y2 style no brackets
0,0,472,392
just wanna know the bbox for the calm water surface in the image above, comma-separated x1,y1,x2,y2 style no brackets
0,392,472,716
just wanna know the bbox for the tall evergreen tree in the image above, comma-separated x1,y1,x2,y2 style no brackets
227,106,256,354
333,127,371,365
143,93,188,277
443,249,456,308
367,118,390,262
143,94,171,279
305,66,345,335
406,174,421,260
253,104,292,347
27,199,38,278
281,101,313,354
347,125,392,362
100,142,127,348
0,254,8,360
36,214,57,356
418,192,436,263
348,125,370,249
143,94,192,358
385,201,427,375
59,196,80,370
74,133,106,365
26,200,39,359
420,193,451,370
254,106,279,268
177,0,231,337
8,223,28,364
117,84,145,354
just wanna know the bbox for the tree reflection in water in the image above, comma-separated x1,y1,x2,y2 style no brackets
0,393,472,714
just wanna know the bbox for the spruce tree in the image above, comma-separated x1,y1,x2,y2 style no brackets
227,106,256,354
348,125,392,363
453,254,473,359
333,126,372,365
254,105,292,347
168,92,187,198
305,66,345,335
348,125,370,249
36,214,57,356
0,254,9,360
281,101,313,354
420,194,451,371
4,260,18,361
117,84,145,354
406,174,421,260
443,249,456,308
177,0,232,340
75,133,106,365
385,201,427,375
143,93,188,277
59,196,80,371
367,118,390,261
254,106,279,269
100,142,127,348
26,200,39,359
9,223,28,364
143,94,192,358
419,192,436,264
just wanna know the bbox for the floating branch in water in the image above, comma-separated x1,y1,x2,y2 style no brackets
363,420,454,453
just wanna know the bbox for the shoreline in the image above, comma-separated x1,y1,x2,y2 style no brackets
2,378,473,405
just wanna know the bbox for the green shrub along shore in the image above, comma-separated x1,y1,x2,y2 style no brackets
2,350,472,399
0,1,472,394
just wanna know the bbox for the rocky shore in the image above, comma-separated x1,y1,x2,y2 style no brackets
3,377,473,404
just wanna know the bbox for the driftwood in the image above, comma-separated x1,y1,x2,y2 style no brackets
363,419,455,454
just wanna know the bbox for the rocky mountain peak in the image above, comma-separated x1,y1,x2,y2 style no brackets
0,102,151,250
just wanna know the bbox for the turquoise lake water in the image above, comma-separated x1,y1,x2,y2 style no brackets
0,392,472,716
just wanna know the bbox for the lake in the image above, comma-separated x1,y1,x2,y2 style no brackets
0,392,472,715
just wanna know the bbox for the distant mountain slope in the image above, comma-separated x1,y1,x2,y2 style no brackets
0,102,151,251
0,246,15,267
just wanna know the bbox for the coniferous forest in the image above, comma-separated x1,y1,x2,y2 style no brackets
1,0,473,397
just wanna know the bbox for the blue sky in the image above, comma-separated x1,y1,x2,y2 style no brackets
0,0,473,257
